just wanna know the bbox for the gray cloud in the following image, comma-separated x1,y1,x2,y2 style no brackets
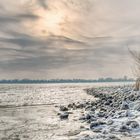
16,13,40,20
37,0,48,9
0,16,20,24
0,13,39,24
0,32,85,48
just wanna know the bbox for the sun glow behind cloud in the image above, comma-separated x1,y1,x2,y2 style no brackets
36,9,65,36
24,0,84,40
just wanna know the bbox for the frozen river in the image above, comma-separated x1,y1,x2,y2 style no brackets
0,82,133,140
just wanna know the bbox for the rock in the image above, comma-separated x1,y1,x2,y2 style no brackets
90,117,97,122
124,110,132,117
119,125,130,132
60,106,68,111
91,101,96,106
98,120,106,125
90,120,105,129
86,119,91,123
97,111,106,117
113,103,119,108
131,121,139,128
85,113,91,120
15,138,20,140
110,103,114,107
80,125,85,129
60,112,69,119
90,121,100,129
128,94,136,101
120,102,129,110
23,135,29,138
90,107,96,112
76,103,85,108
85,105,92,110
92,127,102,133
68,103,73,108
107,119,114,125
9,135,20,140
118,110,130,118
67,111,73,114
106,135,120,140
104,99,112,106
79,116,86,120
117,110,124,115
109,127,115,132
1,138,8,140
133,102,140,111
126,120,139,128
100,107,108,112
67,130,81,136
85,101,91,105
102,130,108,134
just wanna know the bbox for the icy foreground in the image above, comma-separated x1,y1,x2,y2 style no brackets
0,84,95,140
0,83,138,140
60,85,140,140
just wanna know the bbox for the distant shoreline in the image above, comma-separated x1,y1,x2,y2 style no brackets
0,80,134,84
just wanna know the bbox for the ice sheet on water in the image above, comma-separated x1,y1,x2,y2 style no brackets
0,83,95,140
0,84,93,106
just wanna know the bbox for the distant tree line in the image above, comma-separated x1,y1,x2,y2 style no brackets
0,77,134,84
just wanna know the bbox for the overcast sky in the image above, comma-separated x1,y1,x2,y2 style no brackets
0,0,139,79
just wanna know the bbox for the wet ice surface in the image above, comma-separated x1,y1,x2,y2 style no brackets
0,83,96,140
0,82,134,140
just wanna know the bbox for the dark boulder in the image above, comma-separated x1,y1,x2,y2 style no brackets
120,102,129,110
60,112,69,119
60,106,68,111
119,125,130,132
126,120,139,129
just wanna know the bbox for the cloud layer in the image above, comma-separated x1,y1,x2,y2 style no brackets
0,0,139,79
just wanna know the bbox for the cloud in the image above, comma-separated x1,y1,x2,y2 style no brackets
37,0,48,9
0,0,139,79
0,16,19,24
16,13,40,20
0,13,39,24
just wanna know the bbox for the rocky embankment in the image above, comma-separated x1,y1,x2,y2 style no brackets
58,85,140,140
